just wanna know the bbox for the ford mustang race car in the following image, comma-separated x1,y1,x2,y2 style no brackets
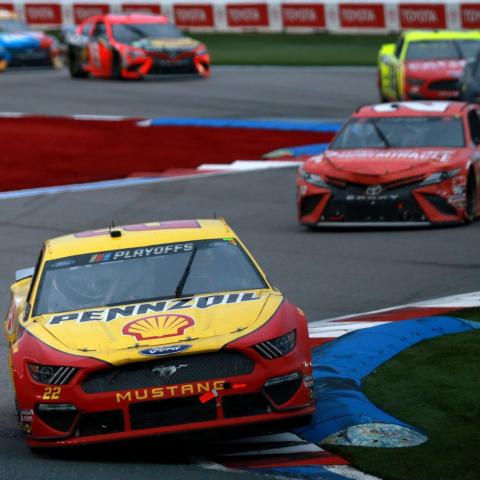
0,9,60,70
378,30,480,101
4,219,314,448
297,101,480,227
67,13,210,79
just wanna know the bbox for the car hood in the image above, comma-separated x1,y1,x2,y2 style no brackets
27,290,282,365
307,148,467,182
405,59,466,80
133,36,199,52
0,31,44,49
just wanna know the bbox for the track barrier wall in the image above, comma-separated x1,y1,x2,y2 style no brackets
3,0,480,33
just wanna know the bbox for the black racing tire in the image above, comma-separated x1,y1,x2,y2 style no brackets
111,50,123,80
465,172,477,224
68,49,88,79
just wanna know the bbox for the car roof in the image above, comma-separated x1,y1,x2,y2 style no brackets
102,13,170,24
354,101,470,118
44,219,235,260
403,30,480,42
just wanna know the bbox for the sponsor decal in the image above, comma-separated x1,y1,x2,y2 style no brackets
281,3,325,28
73,3,110,24
115,380,226,403
327,149,455,163
24,3,62,24
373,101,451,113
51,260,76,268
89,242,193,264
461,4,480,29
48,291,261,324
0,3,14,11
226,3,269,27
121,3,161,14
406,60,465,75
173,4,214,27
19,409,33,434
6,302,16,335
399,3,446,29
123,314,195,341
139,344,192,356
338,3,385,28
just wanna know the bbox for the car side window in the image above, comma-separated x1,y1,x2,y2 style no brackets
468,110,480,145
81,22,92,36
92,21,107,40
395,37,404,58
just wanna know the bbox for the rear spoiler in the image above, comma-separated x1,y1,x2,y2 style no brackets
15,267,34,282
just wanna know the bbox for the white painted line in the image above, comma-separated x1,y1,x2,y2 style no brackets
309,290,480,328
221,443,323,457
198,160,301,171
71,114,126,121
0,171,231,201
309,320,389,338
324,466,381,480
0,112,26,118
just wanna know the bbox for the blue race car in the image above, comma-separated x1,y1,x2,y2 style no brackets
0,9,60,70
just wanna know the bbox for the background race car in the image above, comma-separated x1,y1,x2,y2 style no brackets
0,9,60,70
67,13,211,80
297,101,480,227
378,30,480,102
4,219,314,448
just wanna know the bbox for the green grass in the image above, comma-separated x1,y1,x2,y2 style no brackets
192,33,396,66
327,311,480,480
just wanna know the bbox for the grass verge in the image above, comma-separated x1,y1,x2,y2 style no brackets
192,33,396,66
328,308,480,480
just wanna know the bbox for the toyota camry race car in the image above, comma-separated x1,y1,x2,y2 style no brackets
4,219,314,448
0,9,60,70
378,30,480,101
67,14,210,79
297,101,480,227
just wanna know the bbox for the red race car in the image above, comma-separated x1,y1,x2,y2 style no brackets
66,14,211,80
297,101,480,227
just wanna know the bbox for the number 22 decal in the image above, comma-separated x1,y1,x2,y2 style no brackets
42,387,61,400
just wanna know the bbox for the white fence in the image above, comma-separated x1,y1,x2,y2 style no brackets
3,0,480,32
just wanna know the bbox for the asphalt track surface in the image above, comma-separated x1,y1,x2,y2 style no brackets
1,66,480,480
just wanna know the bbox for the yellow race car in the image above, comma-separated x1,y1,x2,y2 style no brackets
378,30,480,101
4,219,314,448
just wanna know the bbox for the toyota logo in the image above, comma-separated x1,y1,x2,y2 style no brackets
366,185,383,196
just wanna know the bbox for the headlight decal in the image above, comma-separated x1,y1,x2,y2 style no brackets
254,330,296,359
28,364,77,385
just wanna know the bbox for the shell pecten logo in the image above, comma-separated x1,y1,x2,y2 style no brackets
122,314,195,341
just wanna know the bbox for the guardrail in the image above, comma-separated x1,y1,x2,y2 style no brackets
2,0,480,32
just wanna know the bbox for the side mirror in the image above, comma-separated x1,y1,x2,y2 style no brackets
15,267,34,282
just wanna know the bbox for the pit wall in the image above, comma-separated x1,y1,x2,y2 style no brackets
3,0,480,33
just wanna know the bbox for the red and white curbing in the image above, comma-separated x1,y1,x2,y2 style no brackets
309,290,480,340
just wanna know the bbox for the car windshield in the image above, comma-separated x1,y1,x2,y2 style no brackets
34,238,268,315
406,40,480,61
111,22,182,44
331,117,465,149
0,19,29,32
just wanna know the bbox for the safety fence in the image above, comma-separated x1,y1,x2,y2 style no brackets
2,0,480,32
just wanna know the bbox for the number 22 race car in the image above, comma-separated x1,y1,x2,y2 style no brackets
4,219,314,448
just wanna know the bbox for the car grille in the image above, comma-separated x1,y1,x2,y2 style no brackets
149,57,195,74
129,397,217,430
428,79,459,91
82,351,255,393
312,179,428,223
6,48,52,67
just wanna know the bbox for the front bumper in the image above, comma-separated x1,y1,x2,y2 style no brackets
15,347,314,447
5,47,54,68
297,177,465,226
405,77,460,100
121,52,210,79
